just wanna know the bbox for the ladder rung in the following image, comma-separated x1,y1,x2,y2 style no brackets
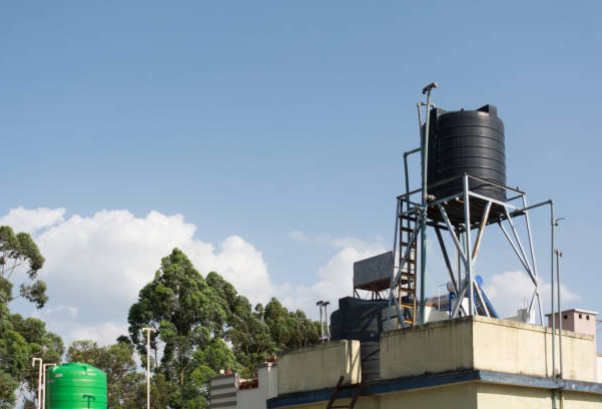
401,259,416,265
400,303,414,309
399,241,417,247
400,216,418,221
332,406,349,408
399,288,415,294
399,227,415,233
404,319,414,324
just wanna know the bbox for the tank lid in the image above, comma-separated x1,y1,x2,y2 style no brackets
476,104,498,117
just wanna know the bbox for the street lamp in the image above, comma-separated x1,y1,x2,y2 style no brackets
142,327,157,409
31,358,43,409
323,301,330,341
316,301,324,342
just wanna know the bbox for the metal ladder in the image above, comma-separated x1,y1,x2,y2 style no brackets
397,211,418,326
325,376,364,409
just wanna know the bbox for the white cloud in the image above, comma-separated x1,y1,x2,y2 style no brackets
68,322,129,347
288,230,384,251
484,270,580,319
32,305,78,320
4,209,394,347
5,208,275,346
281,237,386,315
0,207,65,234
289,230,309,242
184,235,275,306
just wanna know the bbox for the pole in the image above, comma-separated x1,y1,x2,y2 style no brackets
463,175,474,315
420,82,437,324
316,301,324,342
32,358,43,409
42,363,56,409
142,328,156,409
323,301,330,341
550,202,556,380
556,249,563,377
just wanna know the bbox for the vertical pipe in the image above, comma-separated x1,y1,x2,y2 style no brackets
550,201,556,380
142,327,156,409
146,331,151,409
420,89,434,324
324,302,331,341
463,175,474,316
457,232,462,313
32,358,42,409
318,302,324,342
556,250,563,377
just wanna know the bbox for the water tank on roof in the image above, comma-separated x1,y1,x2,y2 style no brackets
46,362,107,409
426,105,506,202
330,297,388,380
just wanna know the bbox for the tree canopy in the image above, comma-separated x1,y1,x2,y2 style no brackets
0,226,59,409
127,248,321,408
0,226,47,309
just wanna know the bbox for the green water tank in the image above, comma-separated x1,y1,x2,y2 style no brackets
45,362,107,409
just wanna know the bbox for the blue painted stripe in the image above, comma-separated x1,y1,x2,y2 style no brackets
267,370,602,408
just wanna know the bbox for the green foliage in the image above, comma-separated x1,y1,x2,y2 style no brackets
0,226,47,308
0,315,63,407
0,226,60,407
127,248,321,408
128,249,237,408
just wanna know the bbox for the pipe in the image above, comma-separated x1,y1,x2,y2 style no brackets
420,82,437,324
463,175,475,315
323,301,331,341
556,249,563,377
32,358,43,409
551,201,556,379
316,301,324,342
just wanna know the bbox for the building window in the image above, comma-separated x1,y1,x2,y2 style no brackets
579,314,583,319
586,315,590,320
563,315,568,319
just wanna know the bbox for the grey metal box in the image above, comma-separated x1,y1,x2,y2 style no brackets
353,251,393,289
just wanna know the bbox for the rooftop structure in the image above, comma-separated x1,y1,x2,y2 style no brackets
209,362,277,409
268,316,602,409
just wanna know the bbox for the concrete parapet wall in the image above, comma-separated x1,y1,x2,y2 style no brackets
381,316,475,379
381,316,596,382
277,340,361,395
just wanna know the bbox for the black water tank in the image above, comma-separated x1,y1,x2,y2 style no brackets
426,105,506,202
330,297,388,380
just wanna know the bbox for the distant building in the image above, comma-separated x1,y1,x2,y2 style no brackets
209,361,277,409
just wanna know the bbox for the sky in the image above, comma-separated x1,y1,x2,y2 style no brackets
1,1,601,347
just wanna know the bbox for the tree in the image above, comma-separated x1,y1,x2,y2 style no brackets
0,226,47,309
0,227,58,408
128,248,322,408
0,315,63,408
128,249,234,408
261,298,321,351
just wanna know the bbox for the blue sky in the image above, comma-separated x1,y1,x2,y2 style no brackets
1,1,601,345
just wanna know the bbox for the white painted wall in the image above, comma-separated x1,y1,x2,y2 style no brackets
236,362,278,409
